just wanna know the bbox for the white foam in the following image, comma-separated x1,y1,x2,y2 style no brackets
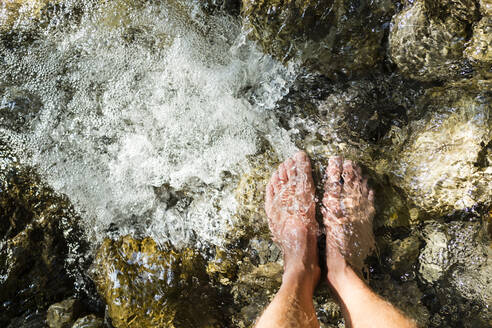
0,0,297,249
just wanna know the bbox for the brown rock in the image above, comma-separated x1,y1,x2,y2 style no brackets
92,236,220,328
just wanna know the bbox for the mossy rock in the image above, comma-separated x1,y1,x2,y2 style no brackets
234,147,279,238
389,0,472,81
230,260,283,327
0,153,84,326
0,0,61,32
92,236,221,328
242,0,394,78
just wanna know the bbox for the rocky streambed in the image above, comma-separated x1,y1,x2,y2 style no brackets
0,0,491,327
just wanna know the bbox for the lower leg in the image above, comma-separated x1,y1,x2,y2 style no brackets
327,247,416,328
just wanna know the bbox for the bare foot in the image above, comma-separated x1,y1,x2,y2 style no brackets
265,151,320,286
322,157,375,278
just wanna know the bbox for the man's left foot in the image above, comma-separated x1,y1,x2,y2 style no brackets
265,151,320,286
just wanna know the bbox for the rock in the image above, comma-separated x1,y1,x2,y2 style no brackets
0,0,59,32
234,147,279,238
201,0,241,16
46,299,82,328
92,236,220,328
465,17,492,78
418,217,492,327
418,225,449,283
0,150,85,327
371,277,430,327
422,0,479,23
393,79,491,214
230,260,283,327
389,0,471,81
387,235,421,279
71,315,104,328
242,0,395,78
480,0,492,16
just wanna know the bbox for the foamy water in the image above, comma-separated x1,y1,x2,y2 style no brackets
0,0,297,249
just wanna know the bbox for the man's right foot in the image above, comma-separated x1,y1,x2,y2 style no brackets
321,157,375,278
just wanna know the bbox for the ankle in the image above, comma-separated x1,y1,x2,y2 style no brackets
326,245,349,285
283,263,321,292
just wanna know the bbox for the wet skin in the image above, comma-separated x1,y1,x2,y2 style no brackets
255,151,416,328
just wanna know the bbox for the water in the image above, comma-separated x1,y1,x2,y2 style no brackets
1,0,491,327
0,0,297,249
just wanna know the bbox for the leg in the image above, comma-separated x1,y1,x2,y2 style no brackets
322,157,416,328
255,151,321,328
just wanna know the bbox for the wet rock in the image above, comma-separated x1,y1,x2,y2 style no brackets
0,150,86,327
201,0,241,16
242,0,395,78
418,217,492,327
234,147,279,238
423,0,479,23
92,236,221,328
46,298,82,328
71,315,104,328
387,235,421,279
480,0,492,16
0,0,57,32
230,260,283,327
371,277,430,327
314,286,343,326
465,17,492,77
394,79,491,214
418,225,449,283
0,84,43,132
389,0,472,81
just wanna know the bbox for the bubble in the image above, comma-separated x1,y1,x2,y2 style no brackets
0,0,297,250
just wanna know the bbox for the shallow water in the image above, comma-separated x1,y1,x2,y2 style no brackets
0,0,491,327
1,0,297,249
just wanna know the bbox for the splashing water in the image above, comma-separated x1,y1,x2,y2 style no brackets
0,0,298,249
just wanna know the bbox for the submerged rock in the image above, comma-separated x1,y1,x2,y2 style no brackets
0,0,59,32
71,315,104,328
46,298,83,328
389,0,472,81
0,149,85,327
418,217,492,327
242,0,395,78
465,17,492,78
481,0,492,15
231,261,283,327
371,277,430,326
394,79,491,214
92,236,221,328
234,147,279,238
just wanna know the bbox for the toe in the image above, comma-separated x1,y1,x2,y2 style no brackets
278,162,288,183
294,151,312,177
342,159,356,185
270,171,281,194
325,156,343,198
285,158,297,180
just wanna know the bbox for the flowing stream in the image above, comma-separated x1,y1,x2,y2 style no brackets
0,0,490,327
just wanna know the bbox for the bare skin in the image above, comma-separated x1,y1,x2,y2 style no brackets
255,152,416,328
